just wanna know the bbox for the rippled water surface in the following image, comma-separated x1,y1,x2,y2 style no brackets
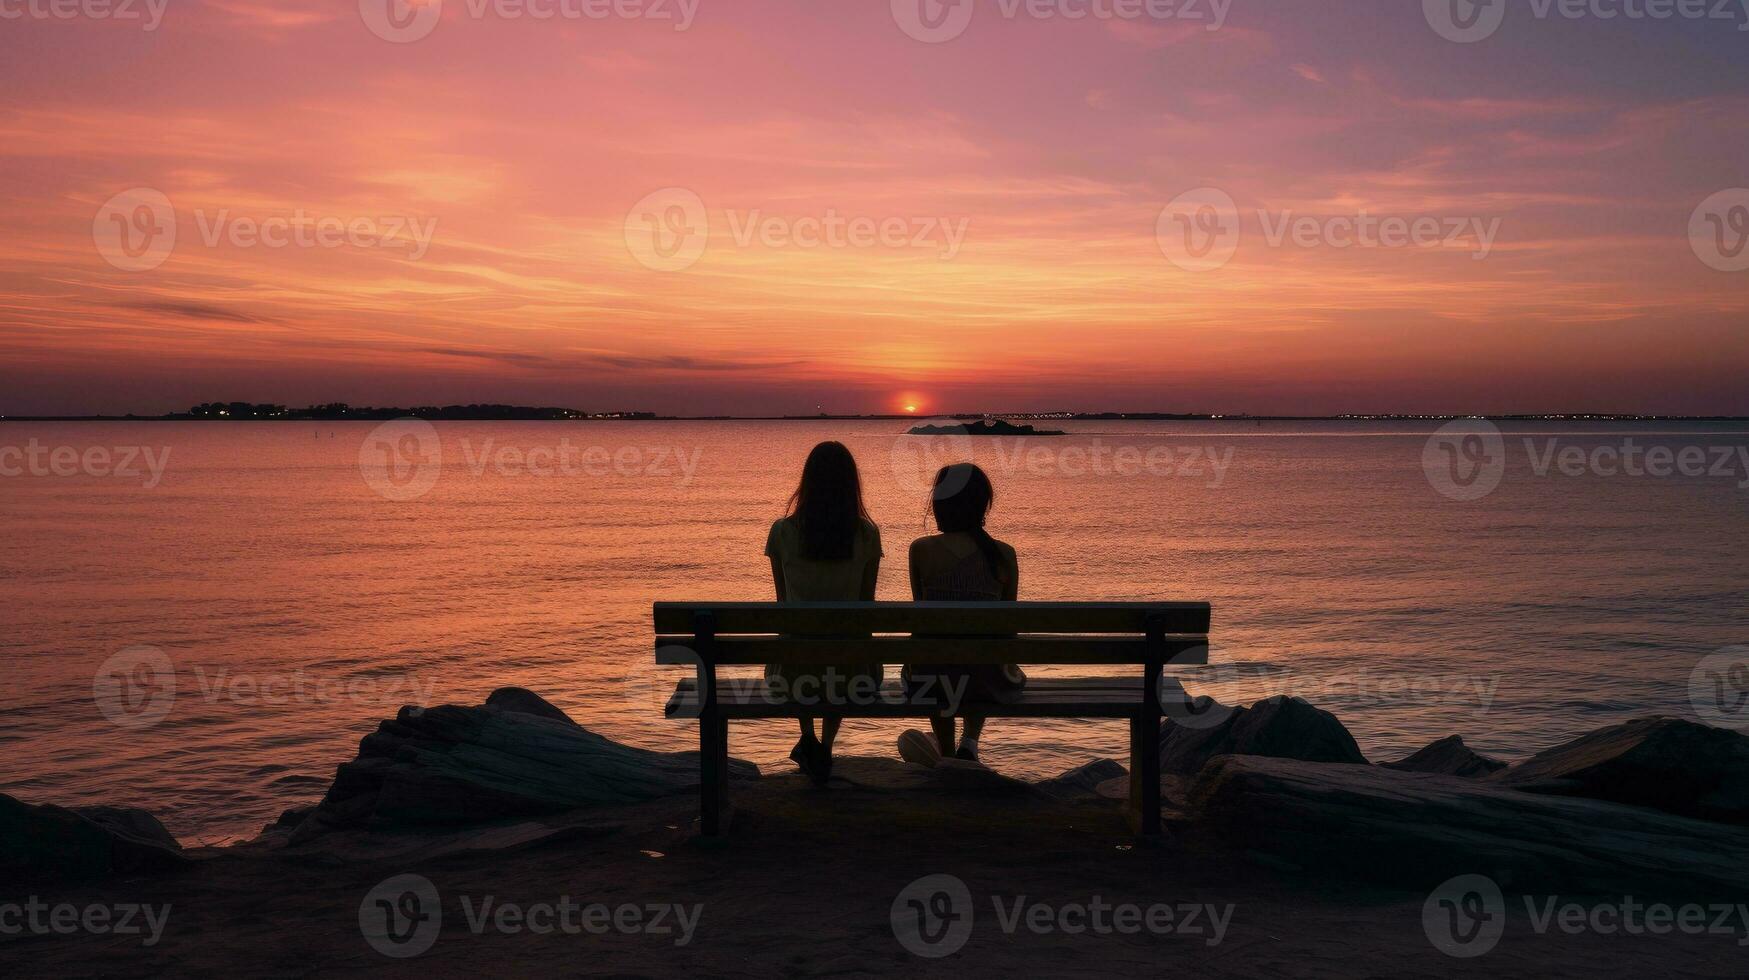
3,420,1746,843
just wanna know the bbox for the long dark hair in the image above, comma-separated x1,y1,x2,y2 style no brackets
785,441,869,561
930,463,1008,585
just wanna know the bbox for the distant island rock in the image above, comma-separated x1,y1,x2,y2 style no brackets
907,419,1065,437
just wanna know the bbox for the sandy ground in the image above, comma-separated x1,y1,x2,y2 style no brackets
3,757,1743,978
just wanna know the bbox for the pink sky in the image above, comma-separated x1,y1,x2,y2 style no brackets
1,0,1746,415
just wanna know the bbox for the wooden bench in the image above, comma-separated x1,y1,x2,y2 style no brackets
654,601,1212,838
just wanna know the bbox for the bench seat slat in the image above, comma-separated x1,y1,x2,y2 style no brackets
664,677,1186,719
653,601,1210,636
656,635,1208,666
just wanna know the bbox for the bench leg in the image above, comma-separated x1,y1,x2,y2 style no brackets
699,712,732,839
1127,713,1162,836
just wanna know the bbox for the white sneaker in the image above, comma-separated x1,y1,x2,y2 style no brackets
897,728,943,768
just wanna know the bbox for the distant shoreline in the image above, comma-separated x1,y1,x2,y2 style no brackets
5,414,1749,423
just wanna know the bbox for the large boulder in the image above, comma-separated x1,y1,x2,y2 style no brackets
1159,695,1366,775
1491,717,1749,824
294,696,758,839
1033,759,1128,801
0,795,188,881
1382,735,1507,778
1182,756,1749,897
484,687,579,726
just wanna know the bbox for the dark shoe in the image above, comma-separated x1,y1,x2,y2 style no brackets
953,743,981,764
790,737,819,780
809,741,834,785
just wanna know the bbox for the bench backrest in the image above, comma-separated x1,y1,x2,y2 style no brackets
654,601,1211,666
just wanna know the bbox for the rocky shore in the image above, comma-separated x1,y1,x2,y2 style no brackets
4,689,1747,975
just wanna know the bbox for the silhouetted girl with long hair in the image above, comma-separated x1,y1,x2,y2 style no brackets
766,441,882,783
900,463,1023,764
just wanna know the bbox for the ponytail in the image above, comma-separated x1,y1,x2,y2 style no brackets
966,525,1009,587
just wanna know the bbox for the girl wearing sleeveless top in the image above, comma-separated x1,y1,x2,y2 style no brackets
900,463,1024,764
765,441,882,784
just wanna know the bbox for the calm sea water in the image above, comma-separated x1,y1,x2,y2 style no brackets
3,420,1746,843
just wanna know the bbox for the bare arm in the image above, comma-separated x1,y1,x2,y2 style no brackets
770,557,786,601
860,556,880,601
1002,546,1019,601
